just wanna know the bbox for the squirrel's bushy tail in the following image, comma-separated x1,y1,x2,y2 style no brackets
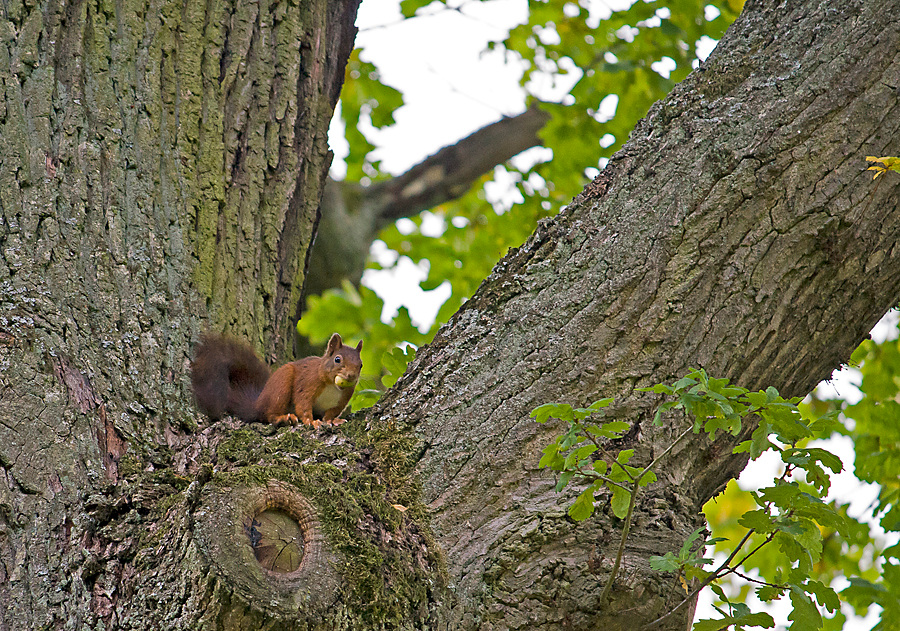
191,335,270,422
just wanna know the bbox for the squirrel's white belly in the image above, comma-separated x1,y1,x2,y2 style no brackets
313,384,343,414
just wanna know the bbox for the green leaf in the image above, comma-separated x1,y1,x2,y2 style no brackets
531,402,575,423
757,585,785,602
589,420,631,439
679,527,706,557
382,345,417,389
649,552,681,572
398,0,434,18
639,383,674,395
744,390,771,409
555,470,575,493
586,397,615,411
638,469,657,487
805,580,840,613
673,375,699,391
709,583,728,602
538,443,562,470
610,485,632,519
788,585,822,631
350,388,382,412
560,429,582,450
569,487,596,521
738,510,776,533
758,482,801,507
803,447,844,473
564,444,597,469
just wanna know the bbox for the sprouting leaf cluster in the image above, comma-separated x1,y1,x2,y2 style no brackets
534,368,878,630
533,398,645,521
865,155,900,180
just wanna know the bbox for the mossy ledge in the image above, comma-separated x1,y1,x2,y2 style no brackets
190,415,447,627
76,413,447,629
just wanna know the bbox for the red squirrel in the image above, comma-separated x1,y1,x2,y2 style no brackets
191,333,363,428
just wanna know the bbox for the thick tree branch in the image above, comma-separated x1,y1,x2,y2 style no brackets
374,0,900,627
304,104,550,299
368,102,550,226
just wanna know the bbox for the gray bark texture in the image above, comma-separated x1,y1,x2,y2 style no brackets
0,0,365,628
0,0,899,630
376,0,900,628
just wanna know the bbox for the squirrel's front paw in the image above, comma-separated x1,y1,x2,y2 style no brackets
326,417,347,427
272,413,299,426
301,415,321,429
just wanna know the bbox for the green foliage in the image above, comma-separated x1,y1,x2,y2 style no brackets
310,0,743,390
806,322,900,625
339,49,404,182
699,316,900,628
532,397,625,521
649,526,720,573
535,369,877,630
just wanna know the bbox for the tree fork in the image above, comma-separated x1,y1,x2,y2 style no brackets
1,0,899,630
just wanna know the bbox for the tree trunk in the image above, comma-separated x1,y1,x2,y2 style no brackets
2,1,899,631
0,0,362,627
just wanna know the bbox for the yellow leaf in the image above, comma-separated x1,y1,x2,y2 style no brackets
392,504,408,512
868,165,887,179
865,156,900,179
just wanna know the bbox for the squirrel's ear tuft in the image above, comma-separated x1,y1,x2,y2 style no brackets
326,333,343,355
356,340,363,352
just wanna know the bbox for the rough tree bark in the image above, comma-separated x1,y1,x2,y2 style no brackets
0,0,363,627
1,1,899,631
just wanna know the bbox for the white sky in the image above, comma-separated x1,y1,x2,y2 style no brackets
333,1,889,627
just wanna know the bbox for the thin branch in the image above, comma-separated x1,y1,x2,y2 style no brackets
729,569,785,589
574,464,631,493
600,479,640,605
640,425,696,479
640,529,756,630
722,531,778,580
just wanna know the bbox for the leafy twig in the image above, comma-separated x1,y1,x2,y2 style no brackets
600,478,639,605
600,425,695,604
641,529,756,630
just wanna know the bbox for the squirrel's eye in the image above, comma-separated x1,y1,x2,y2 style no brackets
334,355,342,364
